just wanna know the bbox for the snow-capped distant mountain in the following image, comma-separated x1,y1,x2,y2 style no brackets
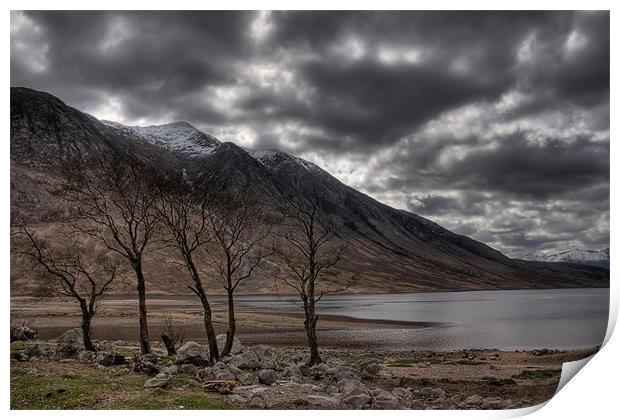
522,248,609,268
102,120,220,157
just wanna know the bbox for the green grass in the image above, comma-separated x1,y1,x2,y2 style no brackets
10,341,25,351
11,364,231,410
447,359,486,365
513,369,561,380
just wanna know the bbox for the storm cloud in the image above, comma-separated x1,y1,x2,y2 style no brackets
10,10,609,257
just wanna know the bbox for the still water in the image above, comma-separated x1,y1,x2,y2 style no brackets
234,288,609,351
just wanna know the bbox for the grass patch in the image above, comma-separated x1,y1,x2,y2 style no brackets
10,341,25,351
513,369,561,380
11,364,230,410
447,359,486,365
388,362,414,368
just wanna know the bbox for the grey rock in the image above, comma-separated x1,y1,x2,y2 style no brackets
215,367,236,381
11,350,29,362
144,373,172,388
334,365,361,382
392,387,412,400
24,342,44,358
179,364,197,375
339,379,371,409
52,343,80,360
372,390,401,410
188,378,201,387
238,372,255,386
228,394,248,405
307,395,344,409
79,350,96,364
162,365,179,375
176,342,210,366
232,349,261,370
465,395,483,406
258,369,277,385
282,365,302,379
95,351,115,366
481,397,508,410
56,328,83,344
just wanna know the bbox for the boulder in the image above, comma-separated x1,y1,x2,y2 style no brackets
258,369,277,385
371,390,401,410
162,365,179,375
79,350,96,364
56,328,83,344
144,373,172,388
334,365,361,382
179,364,197,375
481,396,508,410
232,349,261,370
24,342,45,358
282,365,302,379
52,342,80,360
132,355,160,376
392,387,413,401
215,367,237,381
465,395,483,406
176,342,210,366
306,395,345,409
339,379,371,409
216,334,243,355
361,362,383,379
95,352,115,367
11,350,28,362
238,372,255,386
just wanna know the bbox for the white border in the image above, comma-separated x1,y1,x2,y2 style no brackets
4,2,617,420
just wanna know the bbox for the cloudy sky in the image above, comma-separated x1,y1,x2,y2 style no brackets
11,11,609,257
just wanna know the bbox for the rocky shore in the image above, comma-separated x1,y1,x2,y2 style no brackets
11,327,597,410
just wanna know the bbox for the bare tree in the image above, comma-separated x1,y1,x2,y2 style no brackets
56,155,160,354
155,178,220,361
273,192,351,366
206,189,271,356
11,223,119,351
161,315,186,356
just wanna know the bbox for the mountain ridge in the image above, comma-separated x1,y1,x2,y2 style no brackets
10,86,609,294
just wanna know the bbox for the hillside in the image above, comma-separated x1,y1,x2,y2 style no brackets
10,87,609,294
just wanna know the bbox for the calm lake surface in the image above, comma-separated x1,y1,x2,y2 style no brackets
234,288,609,351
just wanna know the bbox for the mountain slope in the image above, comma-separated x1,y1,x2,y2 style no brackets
10,87,609,294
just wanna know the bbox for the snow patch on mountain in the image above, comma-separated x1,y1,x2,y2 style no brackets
522,248,609,268
249,149,321,173
102,120,220,157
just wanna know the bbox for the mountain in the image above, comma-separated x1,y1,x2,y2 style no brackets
9,87,609,294
522,249,610,269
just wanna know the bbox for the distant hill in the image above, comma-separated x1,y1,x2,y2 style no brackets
522,248,610,269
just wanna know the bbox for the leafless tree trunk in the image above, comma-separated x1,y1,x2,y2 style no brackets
155,179,220,361
273,191,351,366
56,155,160,354
206,189,270,357
11,223,119,351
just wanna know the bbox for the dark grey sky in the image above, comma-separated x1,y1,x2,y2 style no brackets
10,10,609,257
